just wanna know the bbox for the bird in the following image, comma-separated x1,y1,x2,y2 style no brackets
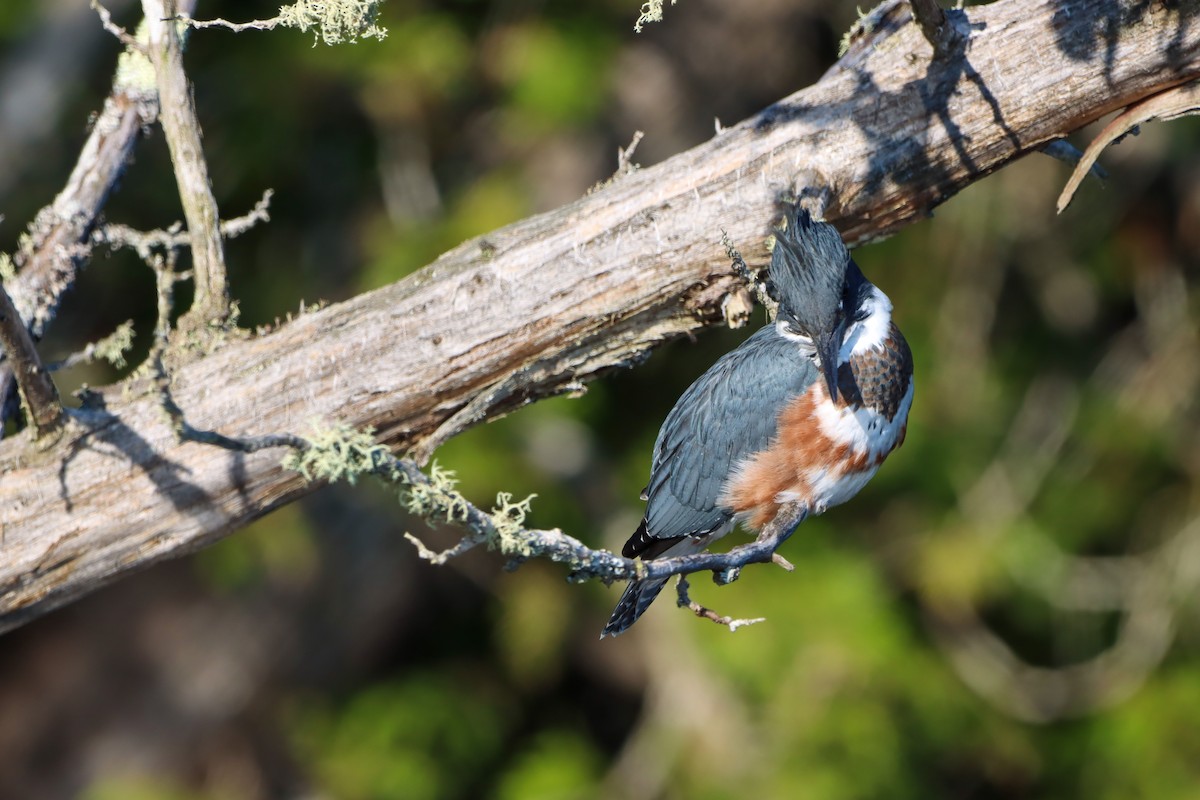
601,205,913,637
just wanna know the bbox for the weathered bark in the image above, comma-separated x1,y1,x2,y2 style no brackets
0,283,60,435
1,0,1196,632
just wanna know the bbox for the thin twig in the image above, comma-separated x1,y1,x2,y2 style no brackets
90,0,143,50
141,239,302,452
2,26,165,340
588,130,647,194
218,189,274,238
405,470,808,590
722,231,778,319
46,321,136,373
771,552,795,571
177,15,282,34
402,531,484,566
617,130,644,176
97,189,274,258
675,575,767,632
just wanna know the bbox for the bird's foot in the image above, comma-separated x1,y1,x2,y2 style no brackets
713,566,741,585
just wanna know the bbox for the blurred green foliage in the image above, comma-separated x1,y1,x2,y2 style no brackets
2,1,1200,799
290,675,510,798
83,777,215,800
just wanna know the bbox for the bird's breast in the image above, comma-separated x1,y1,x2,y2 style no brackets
719,329,913,530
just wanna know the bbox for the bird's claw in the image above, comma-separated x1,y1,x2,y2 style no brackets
713,566,741,585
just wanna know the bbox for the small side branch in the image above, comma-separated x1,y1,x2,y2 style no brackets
140,234,296,453
394,456,804,588
98,189,274,259
616,130,644,177
675,575,766,632
142,0,232,329
722,231,777,322
1038,139,1108,180
162,391,310,453
47,321,136,373
589,130,646,195
91,0,143,49
0,284,61,435
178,16,280,34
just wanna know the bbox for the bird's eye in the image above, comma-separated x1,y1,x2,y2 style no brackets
853,306,870,323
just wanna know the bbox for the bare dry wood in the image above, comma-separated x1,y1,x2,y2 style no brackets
1058,78,1200,212
0,0,1197,631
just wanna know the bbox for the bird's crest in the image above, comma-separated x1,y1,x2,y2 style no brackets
768,206,849,332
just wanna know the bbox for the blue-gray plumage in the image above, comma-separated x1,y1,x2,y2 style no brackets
602,206,913,637
635,325,821,552
604,326,821,634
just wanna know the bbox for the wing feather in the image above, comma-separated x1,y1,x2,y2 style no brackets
625,324,818,553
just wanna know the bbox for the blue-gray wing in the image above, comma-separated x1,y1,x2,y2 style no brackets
623,324,819,558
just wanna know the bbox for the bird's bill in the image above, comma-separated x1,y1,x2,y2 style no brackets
816,329,840,402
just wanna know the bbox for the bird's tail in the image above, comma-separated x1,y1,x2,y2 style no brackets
601,576,670,638
601,532,721,638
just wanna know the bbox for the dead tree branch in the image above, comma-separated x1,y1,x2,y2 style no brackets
2,40,159,338
0,0,1198,631
142,0,231,329
0,1,199,429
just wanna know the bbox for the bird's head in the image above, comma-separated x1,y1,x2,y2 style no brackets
769,206,873,402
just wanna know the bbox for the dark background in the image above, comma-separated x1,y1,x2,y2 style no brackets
1,1,1199,798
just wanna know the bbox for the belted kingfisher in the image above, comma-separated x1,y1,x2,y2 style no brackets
602,206,913,637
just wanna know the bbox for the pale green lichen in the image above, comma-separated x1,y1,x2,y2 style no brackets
282,422,543,558
279,0,388,45
634,0,676,32
404,462,471,523
0,253,14,283
115,20,157,93
282,422,391,485
838,4,886,57
90,320,136,369
490,491,537,555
